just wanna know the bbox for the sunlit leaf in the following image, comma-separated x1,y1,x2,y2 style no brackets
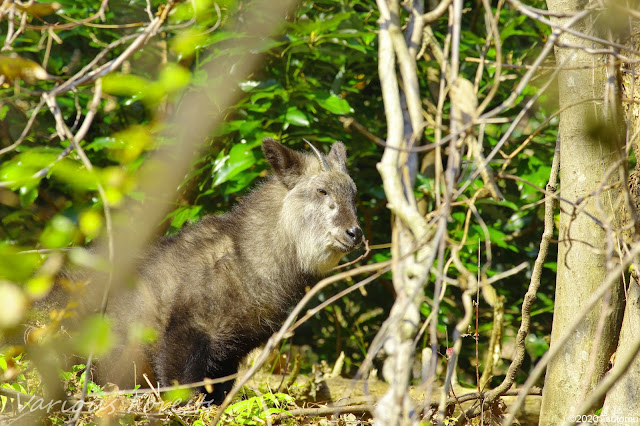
0,149,98,191
51,159,99,191
102,73,150,98
16,1,61,17
284,106,310,127
79,210,103,239
73,315,113,357
0,54,50,83
40,215,77,249
212,143,257,186
19,185,38,208
163,388,192,405
168,205,203,229
170,29,207,59
239,80,262,92
0,281,27,327
0,244,42,282
158,63,191,94
313,93,353,115
171,0,216,22
26,275,54,299
104,125,153,164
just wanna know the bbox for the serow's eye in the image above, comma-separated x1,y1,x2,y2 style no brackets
317,188,328,196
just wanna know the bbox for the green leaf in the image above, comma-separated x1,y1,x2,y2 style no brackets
0,150,53,189
170,28,206,59
289,12,352,35
163,388,192,405
73,315,113,357
519,156,551,201
19,185,38,207
239,80,262,91
238,120,262,138
79,209,103,238
26,275,54,299
102,125,153,164
85,136,117,151
51,159,99,191
168,205,203,228
102,73,150,98
525,334,550,359
284,106,310,127
170,0,218,22
313,93,353,115
420,302,431,318
224,393,293,424
212,144,257,186
224,171,259,195
40,215,77,249
472,225,518,252
0,243,42,282
158,63,191,94
103,69,188,107
0,281,27,328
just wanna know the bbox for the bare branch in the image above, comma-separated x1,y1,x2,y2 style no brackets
487,137,559,403
422,0,453,25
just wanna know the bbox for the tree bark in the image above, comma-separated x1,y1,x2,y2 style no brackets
599,279,640,419
600,25,640,416
540,2,626,424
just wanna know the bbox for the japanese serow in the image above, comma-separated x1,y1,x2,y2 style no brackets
98,138,362,404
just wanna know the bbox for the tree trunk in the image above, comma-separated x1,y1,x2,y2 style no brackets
540,2,626,424
599,279,640,419
600,23,640,419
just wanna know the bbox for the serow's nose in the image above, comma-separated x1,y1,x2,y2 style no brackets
345,226,363,244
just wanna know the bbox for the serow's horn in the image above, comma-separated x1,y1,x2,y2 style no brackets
303,138,330,171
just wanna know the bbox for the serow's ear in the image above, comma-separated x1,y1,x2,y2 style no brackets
327,142,348,173
262,138,305,188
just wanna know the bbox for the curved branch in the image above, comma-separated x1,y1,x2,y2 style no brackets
422,0,453,25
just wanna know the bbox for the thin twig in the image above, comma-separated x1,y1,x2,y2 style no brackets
483,138,559,409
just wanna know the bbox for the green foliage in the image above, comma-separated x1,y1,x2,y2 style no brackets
102,63,191,108
0,353,42,413
59,364,103,396
223,393,293,425
0,243,42,282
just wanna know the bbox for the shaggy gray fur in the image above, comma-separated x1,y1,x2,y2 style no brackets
98,138,362,404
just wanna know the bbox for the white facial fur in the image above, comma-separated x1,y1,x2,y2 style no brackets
278,171,359,275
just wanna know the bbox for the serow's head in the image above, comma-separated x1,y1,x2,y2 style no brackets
263,138,363,275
